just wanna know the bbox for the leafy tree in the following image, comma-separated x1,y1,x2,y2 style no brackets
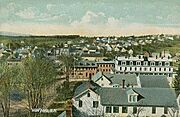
21,57,57,117
173,64,180,92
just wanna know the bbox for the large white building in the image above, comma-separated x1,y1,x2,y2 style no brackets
67,73,179,117
115,54,174,78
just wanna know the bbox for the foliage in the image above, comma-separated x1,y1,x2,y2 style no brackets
173,64,180,92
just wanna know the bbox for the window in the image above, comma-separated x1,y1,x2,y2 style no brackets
135,67,137,71
151,62,155,66
150,67,151,71
125,67,127,70
130,61,133,65
113,106,119,113
140,67,142,71
126,61,130,65
122,61,126,65
120,67,122,70
130,67,132,71
152,107,156,114
164,107,168,114
159,68,161,71
164,68,166,71
87,93,90,97
137,61,141,66
154,68,156,71
106,106,112,113
93,101,98,108
122,106,128,113
129,95,137,102
79,100,82,107
133,96,136,102
169,68,171,71
118,61,121,65
144,67,147,71
159,62,162,66
144,61,148,66
133,61,136,65
133,107,137,114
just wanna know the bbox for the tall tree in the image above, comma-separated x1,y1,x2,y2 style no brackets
173,64,180,92
21,57,57,117
0,62,21,117
58,54,74,81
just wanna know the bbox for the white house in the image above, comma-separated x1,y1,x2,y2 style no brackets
101,87,179,117
72,81,103,116
115,54,174,79
71,78,178,117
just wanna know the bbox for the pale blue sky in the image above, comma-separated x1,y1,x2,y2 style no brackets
0,0,180,36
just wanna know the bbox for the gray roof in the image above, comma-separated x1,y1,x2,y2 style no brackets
106,73,138,86
96,60,114,64
91,72,102,82
74,81,100,98
75,61,97,68
58,111,66,117
139,75,170,88
100,87,178,108
92,72,138,86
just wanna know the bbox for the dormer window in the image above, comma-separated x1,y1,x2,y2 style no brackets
122,61,126,65
137,61,141,66
129,95,137,102
127,89,138,103
150,62,155,66
130,61,133,65
159,62,162,66
144,61,148,66
165,62,169,66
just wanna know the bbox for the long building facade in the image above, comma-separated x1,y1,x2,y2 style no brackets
115,55,174,78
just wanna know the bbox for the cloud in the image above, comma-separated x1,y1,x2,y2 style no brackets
1,11,180,36
0,22,180,36
16,7,36,19
15,7,65,21
47,4,56,11
71,11,106,26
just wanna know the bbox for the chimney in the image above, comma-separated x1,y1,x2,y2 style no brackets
66,100,72,117
122,79,125,89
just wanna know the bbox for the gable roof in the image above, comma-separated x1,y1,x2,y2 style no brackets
91,71,111,83
139,75,170,88
100,87,178,109
106,73,138,86
73,81,100,98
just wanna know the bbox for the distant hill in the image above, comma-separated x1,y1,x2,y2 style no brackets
0,31,31,36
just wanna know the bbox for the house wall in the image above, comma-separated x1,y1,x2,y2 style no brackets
103,106,178,117
115,58,174,78
70,67,97,80
97,63,114,74
73,90,104,116
95,75,111,87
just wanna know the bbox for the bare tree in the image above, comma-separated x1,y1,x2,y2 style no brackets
0,62,21,117
21,57,57,117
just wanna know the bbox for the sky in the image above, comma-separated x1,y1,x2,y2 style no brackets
0,0,180,36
